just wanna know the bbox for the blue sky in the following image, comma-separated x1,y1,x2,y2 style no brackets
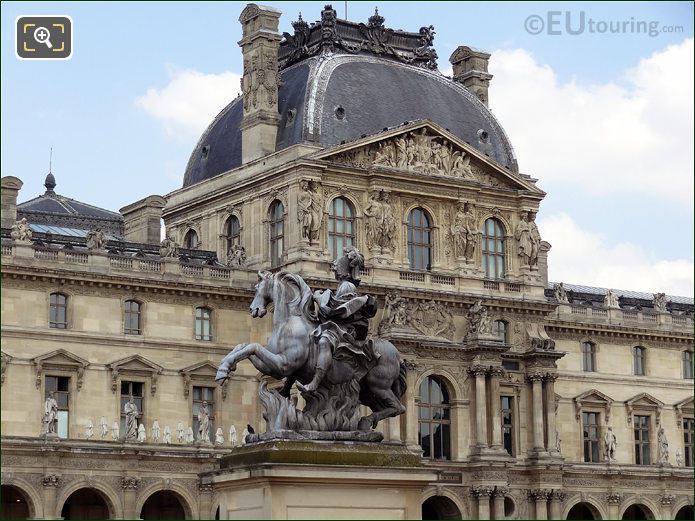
2,1,693,294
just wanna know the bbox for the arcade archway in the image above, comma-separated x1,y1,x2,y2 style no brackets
622,504,655,520
422,495,462,520
60,488,110,520
567,502,601,520
140,490,188,520
1,485,32,520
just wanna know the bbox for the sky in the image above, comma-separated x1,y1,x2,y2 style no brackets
1,1,693,296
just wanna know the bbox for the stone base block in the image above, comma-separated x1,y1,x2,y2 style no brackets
247,429,384,443
207,440,436,520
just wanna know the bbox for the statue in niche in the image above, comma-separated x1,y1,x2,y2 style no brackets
111,421,119,440
85,228,106,250
604,426,617,461
229,424,238,446
10,218,32,243
198,401,211,443
137,424,146,443
185,426,195,444
653,292,667,313
378,292,408,334
450,201,477,262
604,289,620,309
163,425,172,444
657,427,669,464
176,421,185,443
515,211,540,268
675,448,683,467
123,396,138,441
227,244,247,268
464,300,492,341
241,426,249,446
152,419,161,443
159,235,178,258
85,419,94,439
364,190,397,253
99,416,109,438
41,392,59,436
215,428,225,445
554,282,569,303
297,180,322,244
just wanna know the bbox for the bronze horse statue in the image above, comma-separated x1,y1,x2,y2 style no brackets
216,271,406,431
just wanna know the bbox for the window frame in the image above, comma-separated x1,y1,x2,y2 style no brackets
417,376,451,460
120,380,144,435
684,417,694,467
683,350,694,380
328,197,355,260
482,218,505,280
582,411,601,463
45,374,70,439
493,320,508,343
123,299,143,335
49,292,68,329
501,394,514,456
407,207,433,272
225,215,241,253
633,346,646,376
183,229,199,250
269,200,285,268
633,414,651,465
194,306,213,342
581,341,597,372
192,385,216,442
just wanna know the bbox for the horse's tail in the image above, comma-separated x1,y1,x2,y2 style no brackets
391,359,408,399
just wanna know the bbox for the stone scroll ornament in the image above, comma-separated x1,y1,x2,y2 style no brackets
216,246,407,442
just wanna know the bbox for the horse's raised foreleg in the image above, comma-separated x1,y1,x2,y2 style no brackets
215,343,248,383
357,387,406,431
218,342,294,381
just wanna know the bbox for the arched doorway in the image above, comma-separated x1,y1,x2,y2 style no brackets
622,504,654,520
1,485,31,520
60,488,110,520
141,490,187,520
675,505,694,520
567,502,600,520
422,496,461,520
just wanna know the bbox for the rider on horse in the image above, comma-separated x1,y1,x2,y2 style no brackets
300,246,381,392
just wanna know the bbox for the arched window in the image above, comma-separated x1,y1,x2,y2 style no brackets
225,215,241,253
328,197,355,259
183,229,199,250
407,208,432,271
124,300,142,335
418,376,451,460
482,218,505,279
582,341,596,372
633,346,646,376
195,307,212,341
493,320,508,343
269,201,284,267
683,350,694,379
49,292,68,329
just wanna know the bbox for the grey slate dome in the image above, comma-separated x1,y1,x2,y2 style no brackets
183,8,518,188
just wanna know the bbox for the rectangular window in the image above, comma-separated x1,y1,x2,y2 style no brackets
49,293,68,329
683,351,694,379
684,418,694,467
45,375,70,438
501,360,520,371
120,381,144,434
192,386,215,442
501,395,514,456
195,307,212,341
582,342,595,372
124,300,142,335
634,415,651,465
633,347,646,376
582,411,600,462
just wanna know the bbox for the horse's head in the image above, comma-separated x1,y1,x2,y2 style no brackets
250,271,274,318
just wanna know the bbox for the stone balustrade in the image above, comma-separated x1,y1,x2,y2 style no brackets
555,302,691,332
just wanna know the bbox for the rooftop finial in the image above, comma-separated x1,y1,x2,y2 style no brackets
44,147,56,194
297,12,303,21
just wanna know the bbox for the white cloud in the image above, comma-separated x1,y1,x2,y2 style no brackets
135,68,241,139
540,212,693,296
489,38,694,204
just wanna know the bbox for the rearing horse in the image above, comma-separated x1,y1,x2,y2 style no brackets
216,271,406,430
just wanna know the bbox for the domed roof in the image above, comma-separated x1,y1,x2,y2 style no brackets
183,10,517,188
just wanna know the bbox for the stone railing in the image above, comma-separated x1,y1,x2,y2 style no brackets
556,303,692,331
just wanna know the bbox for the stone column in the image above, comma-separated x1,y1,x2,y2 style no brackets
527,373,545,452
489,367,505,452
528,489,550,520
121,477,141,519
469,365,488,448
549,490,565,520
42,475,61,520
199,482,215,520
606,493,622,520
404,360,419,449
471,486,493,520
492,487,508,520
544,373,558,455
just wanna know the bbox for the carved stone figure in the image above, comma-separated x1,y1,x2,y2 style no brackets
241,426,249,446
229,425,238,447
176,421,185,443
215,428,225,445
163,425,172,445
604,289,620,309
226,244,247,268
297,180,322,244
111,421,120,440
124,397,138,441
555,430,562,454
85,419,94,439
515,211,540,268
658,427,669,464
364,190,397,253
99,416,109,438
450,201,477,261
653,292,667,313
216,247,407,437
604,426,617,461
198,401,211,443
159,236,178,258
554,282,569,303
409,300,455,339
10,218,32,243
41,392,59,436
675,448,683,467
186,426,195,444
377,292,408,334
464,300,492,341
152,419,161,443
85,228,106,250
137,423,146,443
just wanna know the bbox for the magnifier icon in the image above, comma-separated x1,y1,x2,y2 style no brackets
33,26,53,49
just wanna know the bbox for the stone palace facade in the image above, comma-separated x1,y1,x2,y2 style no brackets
1,4,693,520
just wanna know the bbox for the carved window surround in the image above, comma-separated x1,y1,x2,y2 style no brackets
625,392,664,425
31,349,89,391
674,396,693,427
573,389,614,424
180,360,227,401
107,355,163,396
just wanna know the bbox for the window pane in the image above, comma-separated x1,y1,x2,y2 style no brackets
57,410,68,439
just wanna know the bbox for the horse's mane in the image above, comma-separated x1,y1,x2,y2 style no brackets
275,271,318,322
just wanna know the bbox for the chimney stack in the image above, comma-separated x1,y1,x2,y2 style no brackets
449,46,493,107
238,3,282,164
1,176,23,229
120,195,166,245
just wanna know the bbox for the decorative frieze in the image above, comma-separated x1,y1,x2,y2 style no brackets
121,477,141,490
42,474,61,487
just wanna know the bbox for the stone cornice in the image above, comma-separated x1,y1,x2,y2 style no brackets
546,319,692,344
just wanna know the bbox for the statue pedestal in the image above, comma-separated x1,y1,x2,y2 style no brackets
206,439,436,520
